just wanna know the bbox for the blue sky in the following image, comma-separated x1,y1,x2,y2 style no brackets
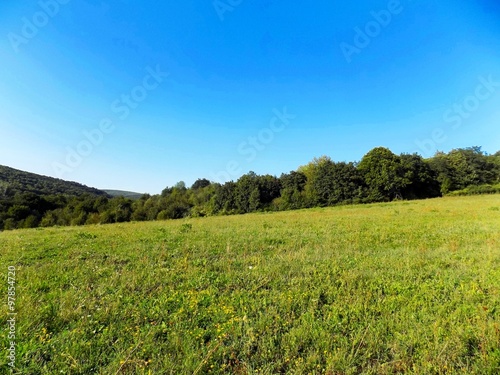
1,0,499,194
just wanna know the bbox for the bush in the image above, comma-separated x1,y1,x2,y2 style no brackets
447,184,500,196
85,213,101,225
23,215,40,228
71,213,87,226
40,212,57,227
3,218,16,230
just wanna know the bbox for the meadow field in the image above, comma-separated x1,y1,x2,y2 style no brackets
1,195,500,374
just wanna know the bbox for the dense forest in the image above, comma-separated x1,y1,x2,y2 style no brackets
1,146,499,231
0,165,108,197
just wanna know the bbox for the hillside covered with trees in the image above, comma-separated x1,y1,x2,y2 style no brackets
1,146,499,231
0,165,109,197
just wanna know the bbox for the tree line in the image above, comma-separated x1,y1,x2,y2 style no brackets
1,146,499,231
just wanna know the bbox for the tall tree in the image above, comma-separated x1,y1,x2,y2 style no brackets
191,178,211,190
358,147,407,201
279,171,307,210
328,162,365,204
234,172,260,213
400,154,441,199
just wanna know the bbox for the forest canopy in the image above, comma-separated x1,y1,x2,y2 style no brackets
1,146,499,231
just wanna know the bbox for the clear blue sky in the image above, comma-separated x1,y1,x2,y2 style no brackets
1,1,499,194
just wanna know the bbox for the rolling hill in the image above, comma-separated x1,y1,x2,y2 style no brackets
103,189,144,200
0,165,109,198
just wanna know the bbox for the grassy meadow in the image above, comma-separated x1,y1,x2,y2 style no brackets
1,195,500,374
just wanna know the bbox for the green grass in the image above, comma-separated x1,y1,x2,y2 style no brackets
1,195,500,374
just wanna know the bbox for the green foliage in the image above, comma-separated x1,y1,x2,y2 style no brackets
234,172,260,214
211,182,237,214
358,147,407,201
428,147,500,193
191,178,211,190
400,153,441,199
306,156,337,206
180,222,192,233
0,164,108,197
1,146,499,231
447,184,500,196
277,171,308,211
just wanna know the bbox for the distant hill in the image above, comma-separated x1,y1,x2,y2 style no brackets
103,190,144,200
0,165,109,198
